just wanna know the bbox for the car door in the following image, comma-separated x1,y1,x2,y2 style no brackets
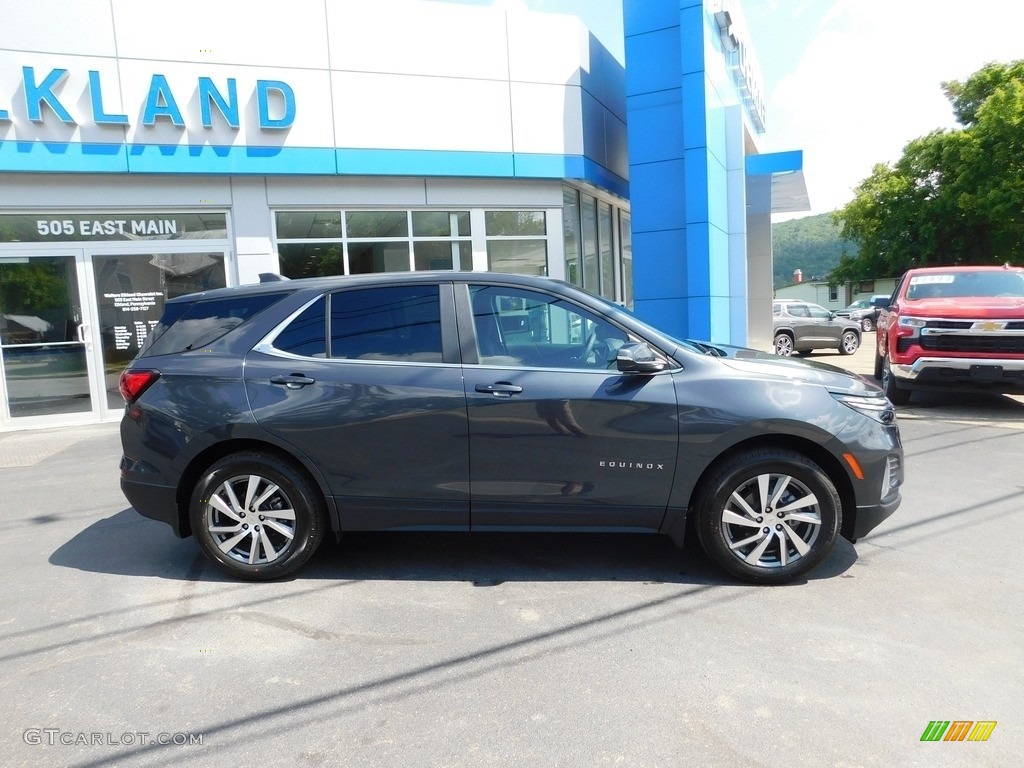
787,303,814,346
808,303,843,346
458,282,679,530
243,282,470,531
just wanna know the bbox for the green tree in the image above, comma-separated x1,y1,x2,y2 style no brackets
833,61,1024,283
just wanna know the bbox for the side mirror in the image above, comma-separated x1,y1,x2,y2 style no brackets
616,342,666,374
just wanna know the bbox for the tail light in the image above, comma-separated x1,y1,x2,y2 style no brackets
119,369,160,403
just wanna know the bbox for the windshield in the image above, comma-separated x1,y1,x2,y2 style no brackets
907,271,1024,299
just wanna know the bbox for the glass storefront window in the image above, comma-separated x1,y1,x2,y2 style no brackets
412,211,470,237
346,211,408,239
487,240,547,276
348,242,411,274
278,243,345,278
598,201,614,300
275,211,342,239
484,211,546,237
620,211,633,309
562,188,581,288
581,195,598,294
414,241,471,271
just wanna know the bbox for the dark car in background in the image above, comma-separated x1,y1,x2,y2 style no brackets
119,272,903,585
772,300,862,356
834,294,891,332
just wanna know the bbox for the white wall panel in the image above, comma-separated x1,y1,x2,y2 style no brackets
0,0,116,56
510,83,583,155
116,62,334,148
332,72,512,152
111,0,329,68
267,177,430,207
424,178,562,207
327,0,509,81
0,174,232,207
507,12,586,86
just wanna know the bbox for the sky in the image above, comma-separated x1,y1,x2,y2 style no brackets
444,0,1024,219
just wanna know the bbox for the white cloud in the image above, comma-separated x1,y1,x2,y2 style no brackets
768,0,1024,215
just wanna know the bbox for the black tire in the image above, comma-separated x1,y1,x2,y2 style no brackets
881,355,911,405
190,451,326,580
873,351,883,380
774,333,794,356
861,317,874,332
838,330,860,355
694,448,841,584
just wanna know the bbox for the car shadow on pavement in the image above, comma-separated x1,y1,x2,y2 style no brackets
898,389,1024,420
49,508,858,585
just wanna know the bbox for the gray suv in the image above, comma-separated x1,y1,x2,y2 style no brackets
119,273,902,584
773,300,862,356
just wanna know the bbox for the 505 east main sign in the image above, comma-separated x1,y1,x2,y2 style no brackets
0,66,296,131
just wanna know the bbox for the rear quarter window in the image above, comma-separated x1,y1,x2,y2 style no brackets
141,292,289,356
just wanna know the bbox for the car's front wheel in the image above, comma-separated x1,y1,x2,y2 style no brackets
694,448,841,584
839,330,860,355
774,333,794,356
190,451,327,580
861,317,874,332
881,355,911,405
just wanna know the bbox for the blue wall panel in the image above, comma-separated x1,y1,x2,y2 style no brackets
625,91,683,165
632,228,688,299
683,147,709,224
625,27,682,95
627,158,686,234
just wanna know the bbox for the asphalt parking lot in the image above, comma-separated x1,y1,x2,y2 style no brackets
2,343,1022,768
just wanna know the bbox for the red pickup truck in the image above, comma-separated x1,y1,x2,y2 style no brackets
875,265,1024,404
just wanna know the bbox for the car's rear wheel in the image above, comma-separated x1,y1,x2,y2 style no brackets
861,317,874,332
694,448,841,584
190,452,326,580
881,355,912,405
839,330,860,355
774,333,794,356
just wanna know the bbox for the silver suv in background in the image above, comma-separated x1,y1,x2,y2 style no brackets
773,300,862,356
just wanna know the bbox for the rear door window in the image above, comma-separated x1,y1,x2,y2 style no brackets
329,285,442,362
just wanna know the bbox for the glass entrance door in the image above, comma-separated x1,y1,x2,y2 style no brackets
0,255,96,421
91,251,227,416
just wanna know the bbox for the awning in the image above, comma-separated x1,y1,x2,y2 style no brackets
745,150,810,214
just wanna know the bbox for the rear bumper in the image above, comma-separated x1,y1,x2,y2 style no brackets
120,469,187,538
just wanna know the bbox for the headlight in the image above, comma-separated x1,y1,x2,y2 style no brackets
898,316,926,329
831,392,897,424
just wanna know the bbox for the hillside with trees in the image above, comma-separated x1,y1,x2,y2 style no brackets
772,213,851,287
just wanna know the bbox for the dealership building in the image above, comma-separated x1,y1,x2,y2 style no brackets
0,0,806,429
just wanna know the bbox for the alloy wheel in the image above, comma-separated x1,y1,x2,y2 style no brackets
203,473,298,566
719,472,822,569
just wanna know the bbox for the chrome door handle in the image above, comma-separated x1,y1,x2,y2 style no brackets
270,374,315,389
475,382,523,397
